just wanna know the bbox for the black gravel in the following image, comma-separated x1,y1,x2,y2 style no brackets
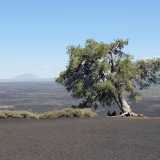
0,117,160,160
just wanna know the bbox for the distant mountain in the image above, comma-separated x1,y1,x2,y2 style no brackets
0,74,55,82
13,73,40,80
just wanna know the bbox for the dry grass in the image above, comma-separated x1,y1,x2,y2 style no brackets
39,108,97,119
0,110,39,119
0,108,97,119
0,105,15,109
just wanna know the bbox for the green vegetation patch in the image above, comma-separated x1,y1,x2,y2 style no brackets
0,110,39,119
0,108,97,119
39,108,97,119
0,105,15,109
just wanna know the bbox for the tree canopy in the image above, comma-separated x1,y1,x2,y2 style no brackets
56,39,160,116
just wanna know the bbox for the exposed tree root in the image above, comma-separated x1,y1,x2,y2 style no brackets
110,112,143,117
120,112,143,117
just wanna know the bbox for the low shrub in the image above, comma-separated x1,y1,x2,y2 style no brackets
0,111,7,118
0,108,97,119
0,110,39,119
0,105,15,109
39,108,97,119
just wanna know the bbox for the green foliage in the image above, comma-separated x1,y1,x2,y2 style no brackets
56,39,160,109
135,58,160,89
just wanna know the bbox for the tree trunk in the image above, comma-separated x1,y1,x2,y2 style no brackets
108,44,143,117
114,95,143,117
121,97,132,113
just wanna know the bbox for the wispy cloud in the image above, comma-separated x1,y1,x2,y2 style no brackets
42,65,52,69
142,56,160,60
151,50,159,53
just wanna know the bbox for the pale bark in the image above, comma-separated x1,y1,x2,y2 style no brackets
111,96,143,117
121,97,131,113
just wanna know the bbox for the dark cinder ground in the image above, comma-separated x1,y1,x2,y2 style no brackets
0,82,160,116
0,117,160,160
0,82,160,160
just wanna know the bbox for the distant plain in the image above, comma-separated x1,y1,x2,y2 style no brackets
0,81,160,117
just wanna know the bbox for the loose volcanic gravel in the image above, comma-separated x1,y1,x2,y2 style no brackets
0,117,160,160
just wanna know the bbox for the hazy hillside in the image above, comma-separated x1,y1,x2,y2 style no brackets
13,73,39,80
0,74,54,82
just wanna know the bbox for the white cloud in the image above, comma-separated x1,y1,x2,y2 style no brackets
42,65,52,69
142,50,160,59
151,50,159,53
154,56,160,58
142,56,160,60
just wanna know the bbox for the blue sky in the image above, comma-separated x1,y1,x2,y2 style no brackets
0,0,160,79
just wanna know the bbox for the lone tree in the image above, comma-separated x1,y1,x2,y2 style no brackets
56,39,160,117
